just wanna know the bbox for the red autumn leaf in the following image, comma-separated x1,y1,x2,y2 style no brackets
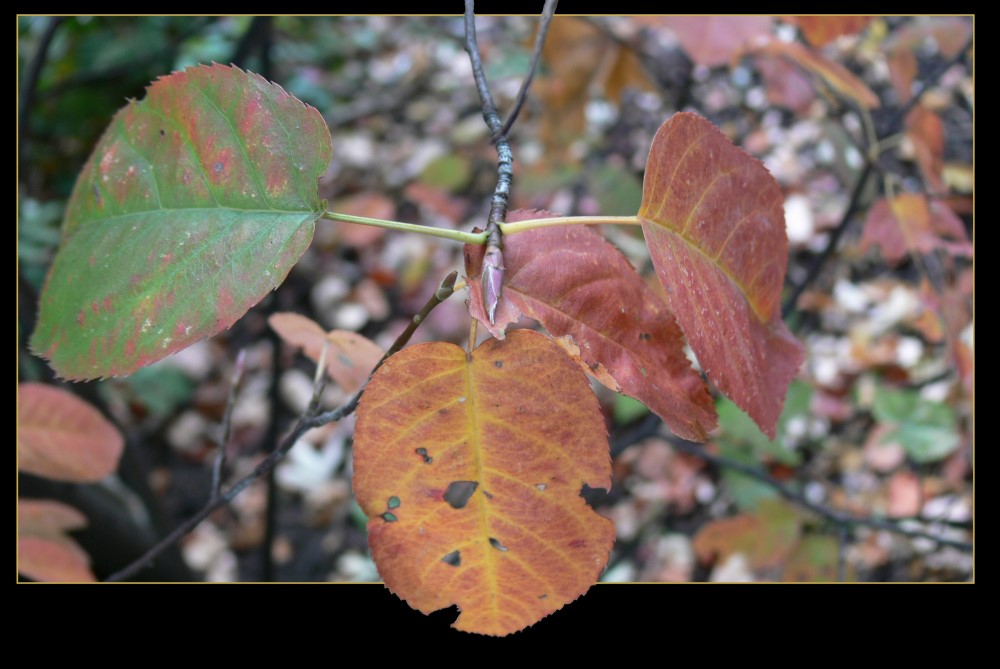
18,383,124,482
861,194,972,267
644,16,774,68
18,499,95,582
783,16,874,47
693,499,801,570
748,38,881,109
465,213,717,442
268,312,383,393
639,112,804,438
353,329,613,636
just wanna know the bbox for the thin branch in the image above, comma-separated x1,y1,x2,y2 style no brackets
499,0,558,138
666,438,973,553
465,2,513,323
105,272,459,582
211,349,247,498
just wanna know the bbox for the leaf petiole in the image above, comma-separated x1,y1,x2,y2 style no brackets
321,211,488,245
499,215,640,235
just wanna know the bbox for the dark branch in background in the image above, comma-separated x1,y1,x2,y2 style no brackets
211,350,247,498
18,17,64,185
884,35,973,134
782,161,874,318
499,0,558,138
667,437,973,552
614,414,971,554
105,272,458,582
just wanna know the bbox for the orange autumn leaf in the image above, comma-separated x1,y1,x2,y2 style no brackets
783,16,874,47
748,38,880,109
18,383,124,482
268,312,383,393
353,329,613,636
861,194,971,267
533,18,656,157
639,112,804,438
465,212,716,442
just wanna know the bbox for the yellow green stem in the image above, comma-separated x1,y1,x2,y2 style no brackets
321,211,488,245
499,215,641,235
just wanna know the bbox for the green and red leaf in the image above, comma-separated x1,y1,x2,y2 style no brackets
639,112,803,438
31,64,333,379
18,383,124,482
353,330,613,636
466,214,717,442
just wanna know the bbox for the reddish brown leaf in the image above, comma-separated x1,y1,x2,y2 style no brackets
755,54,817,114
906,106,946,193
649,16,774,68
353,330,613,636
783,16,874,47
693,499,801,570
861,194,972,266
18,383,124,482
19,499,94,582
888,46,919,103
268,313,383,393
749,38,880,108
465,213,717,442
639,113,804,438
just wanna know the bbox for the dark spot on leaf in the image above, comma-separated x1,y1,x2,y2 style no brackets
569,539,586,548
482,490,493,500
442,550,461,567
387,496,400,509
639,332,651,341
489,537,509,552
380,512,397,522
539,594,548,600
443,480,478,509
159,128,165,136
415,447,433,464
214,162,224,173
580,483,609,511
494,360,503,368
